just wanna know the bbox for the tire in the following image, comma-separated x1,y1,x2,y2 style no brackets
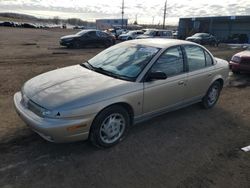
72,42,81,49
232,70,240,74
209,41,216,46
89,105,130,148
104,41,112,48
201,81,222,109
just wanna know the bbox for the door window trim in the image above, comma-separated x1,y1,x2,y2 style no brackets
182,44,215,72
142,45,187,82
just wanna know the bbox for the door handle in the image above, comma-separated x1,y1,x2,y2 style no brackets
178,80,184,85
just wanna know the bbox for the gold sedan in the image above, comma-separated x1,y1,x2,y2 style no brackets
14,39,229,147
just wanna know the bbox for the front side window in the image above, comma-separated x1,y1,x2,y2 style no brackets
87,31,97,37
151,46,184,77
88,43,160,79
184,45,206,71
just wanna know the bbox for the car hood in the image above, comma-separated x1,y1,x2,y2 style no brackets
119,34,130,37
23,65,138,110
60,35,78,40
234,50,250,58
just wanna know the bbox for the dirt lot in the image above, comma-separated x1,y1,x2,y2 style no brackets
0,27,249,188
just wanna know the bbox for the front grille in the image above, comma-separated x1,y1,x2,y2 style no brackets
240,58,250,64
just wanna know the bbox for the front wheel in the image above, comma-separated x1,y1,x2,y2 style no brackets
232,70,240,74
201,81,222,109
89,105,130,148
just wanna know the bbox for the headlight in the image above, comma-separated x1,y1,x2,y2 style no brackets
62,38,73,42
231,56,241,63
42,109,52,117
25,99,52,118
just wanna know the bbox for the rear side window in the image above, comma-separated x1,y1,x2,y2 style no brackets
97,31,109,38
184,45,206,71
162,31,172,37
151,46,184,77
204,51,213,66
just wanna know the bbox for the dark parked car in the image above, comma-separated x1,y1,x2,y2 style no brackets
21,23,37,28
226,34,249,44
0,21,16,27
229,47,250,74
60,29,115,48
186,33,219,46
136,29,173,39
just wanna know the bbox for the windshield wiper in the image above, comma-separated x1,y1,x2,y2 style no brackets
93,66,134,81
80,61,93,70
93,66,114,76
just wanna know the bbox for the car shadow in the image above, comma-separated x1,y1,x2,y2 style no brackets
227,72,250,88
1,101,250,188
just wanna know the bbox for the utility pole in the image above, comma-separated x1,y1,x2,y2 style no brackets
121,0,124,29
163,0,167,29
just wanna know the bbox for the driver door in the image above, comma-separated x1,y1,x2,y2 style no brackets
143,46,188,115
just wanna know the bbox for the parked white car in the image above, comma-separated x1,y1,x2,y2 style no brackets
118,30,144,41
137,29,173,39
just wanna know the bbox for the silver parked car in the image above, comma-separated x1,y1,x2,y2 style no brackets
118,30,144,41
136,29,173,39
14,39,229,147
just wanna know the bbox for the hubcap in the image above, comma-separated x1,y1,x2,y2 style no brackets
208,85,219,106
99,113,125,144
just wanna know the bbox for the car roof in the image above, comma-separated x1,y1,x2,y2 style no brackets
122,39,196,49
82,29,103,32
194,33,209,35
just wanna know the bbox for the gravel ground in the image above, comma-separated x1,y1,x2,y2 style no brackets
0,27,249,188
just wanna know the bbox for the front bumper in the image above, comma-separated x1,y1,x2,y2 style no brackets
229,61,250,73
60,40,72,47
229,61,240,71
14,92,92,143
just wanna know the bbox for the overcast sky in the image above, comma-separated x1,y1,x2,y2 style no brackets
0,0,250,25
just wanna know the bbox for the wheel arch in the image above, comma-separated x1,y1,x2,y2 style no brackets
89,102,134,133
210,75,224,88
215,78,224,88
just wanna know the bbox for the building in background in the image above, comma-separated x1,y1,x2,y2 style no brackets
96,19,128,30
178,16,250,43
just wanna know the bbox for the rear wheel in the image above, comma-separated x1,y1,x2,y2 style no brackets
202,81,222,109
89,105,130,148
104,40,112,47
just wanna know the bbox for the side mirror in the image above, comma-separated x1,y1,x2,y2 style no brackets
147,71,167,81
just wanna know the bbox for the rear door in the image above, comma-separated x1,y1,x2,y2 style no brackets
143,46,188,114
183,45,215,101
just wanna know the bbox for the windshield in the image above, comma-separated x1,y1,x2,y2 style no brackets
193,33,208,37
144,30,156,35
76,30,89,36
127,31,136,35
88,43,160,80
